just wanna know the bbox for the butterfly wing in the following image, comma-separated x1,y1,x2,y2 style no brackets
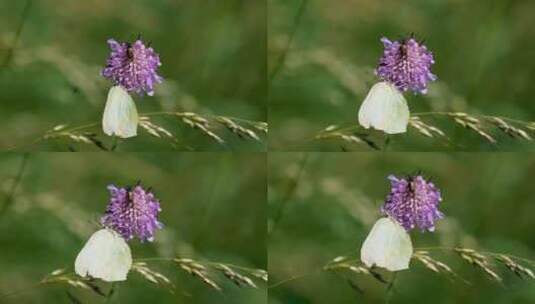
102,86,139,138
360,217,413,271
75,229,132,282
358,82,410,134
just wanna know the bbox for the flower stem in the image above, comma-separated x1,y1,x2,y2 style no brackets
385,272,397,304
105,282,117,303
383,135,391,151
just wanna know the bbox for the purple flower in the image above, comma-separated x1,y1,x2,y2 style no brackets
101,183,163,242
381,174,443,232
376,37,437,94
102,38,163,96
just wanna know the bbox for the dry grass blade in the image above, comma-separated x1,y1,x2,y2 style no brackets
175,258,222,291
413,251,440,273
173,258,266,290
176,112,225,144
40,269,105,296
411,250,467,284
316,126,379,150
316,112,535,148
489,117,532,140
132,262,174,290
215,264,257,288
250,269,268,282
409,116,445,138
495,255,535,279
325,263,368,274
215,117,260,141
449,113,497,144
322,256,389,284
174,112,266,144
32,111,267,151
316,132,363,145
526,122,535,131
139,117,174,139
454,248,502,282
252,122,268,134
43,127,109,151
81,133,108,150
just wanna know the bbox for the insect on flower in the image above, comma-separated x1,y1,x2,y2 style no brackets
358,36,437,134
75,182,163,282
101,183,164,242
360,173,444,272
381,174,443,232
101,37,163,138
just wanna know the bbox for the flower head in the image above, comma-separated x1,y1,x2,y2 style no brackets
381,174,443,232
102,38,162,96
376,37,436,94
101,183,163,242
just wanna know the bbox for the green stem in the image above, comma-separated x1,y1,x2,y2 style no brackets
269,0,308,82
269,152,309,236
385,272,397,304
0,153,29,217
110,136,119,151
105,282,117,303
2,0,32,68
383,135,391,151
268,270,321,289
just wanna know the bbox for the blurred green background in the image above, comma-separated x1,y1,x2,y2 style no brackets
0,153,266,303
269,153,535,303
0,0,266,151
269,0,535,151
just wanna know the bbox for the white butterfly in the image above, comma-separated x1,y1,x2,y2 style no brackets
75,229,133,282
358,82,410,134
360,217,413,271
102,85,139,138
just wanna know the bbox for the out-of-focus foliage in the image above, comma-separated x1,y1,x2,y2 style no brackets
268,153,535,303
0,153,266,303
0,0,266,151
269,0,535,151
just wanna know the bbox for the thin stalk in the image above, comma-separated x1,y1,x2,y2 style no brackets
269,152,309,236
0,153,29,217
268,270,321,289
385,272,397,304
105,282,117,303
134,257,263,274
2,0,33,68
269,0,308,82
413,112,534,126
